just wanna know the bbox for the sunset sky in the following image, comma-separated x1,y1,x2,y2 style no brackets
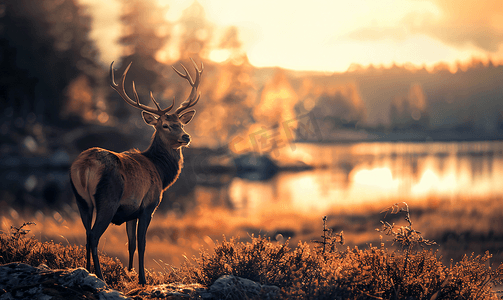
81,0,503,72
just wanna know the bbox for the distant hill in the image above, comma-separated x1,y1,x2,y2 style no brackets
251,61,503,141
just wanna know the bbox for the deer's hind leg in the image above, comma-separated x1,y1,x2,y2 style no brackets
88,167,124,280
70,179,94,271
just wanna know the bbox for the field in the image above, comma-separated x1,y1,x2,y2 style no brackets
1,196,503,299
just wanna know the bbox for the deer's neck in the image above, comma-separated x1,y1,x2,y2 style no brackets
142,135,183,190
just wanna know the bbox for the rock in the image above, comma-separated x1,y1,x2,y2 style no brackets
234,153,278,181
0,263,280,300
209,275,280,300
0,263,130,300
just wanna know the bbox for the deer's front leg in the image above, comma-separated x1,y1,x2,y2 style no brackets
137,211,153,285
126,219,138,271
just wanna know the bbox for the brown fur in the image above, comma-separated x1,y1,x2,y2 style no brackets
70,148,166,225
71,59,201,285
70,130,185,285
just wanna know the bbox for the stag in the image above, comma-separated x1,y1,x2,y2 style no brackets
70,59,203,284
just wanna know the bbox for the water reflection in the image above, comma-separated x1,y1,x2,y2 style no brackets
2,141,503,218
2,140,503,269
223,141,503,216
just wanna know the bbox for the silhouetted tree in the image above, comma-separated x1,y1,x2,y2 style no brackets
217,27,255,141
116,0,171,123
192,26,255,147
0,0,101,127
309,83,366,130
390,84,429,130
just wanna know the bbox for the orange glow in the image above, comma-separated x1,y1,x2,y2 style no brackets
80,0,503,72
227,69,299,156
253,70,297,126
209,49,231,63
352,168,400,190
411,169,457,196
280,141,503,207
3,142,503,271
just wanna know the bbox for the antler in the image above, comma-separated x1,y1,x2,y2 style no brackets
110,61,175,117
172,58,203,115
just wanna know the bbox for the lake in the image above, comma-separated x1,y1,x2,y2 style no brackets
2,140,503,269
225,140,503,216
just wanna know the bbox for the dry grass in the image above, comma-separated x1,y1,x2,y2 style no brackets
1,211,502,300
2,196,503,274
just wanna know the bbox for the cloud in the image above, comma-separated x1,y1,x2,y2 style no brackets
405,1,503,52
347,0,503,52
415,22,503,52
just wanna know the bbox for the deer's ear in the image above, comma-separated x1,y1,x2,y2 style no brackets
179,110,196,125
142,111,158,126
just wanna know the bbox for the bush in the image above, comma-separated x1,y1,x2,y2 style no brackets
185,235,499,299
1,213,501,299
0,222,130,290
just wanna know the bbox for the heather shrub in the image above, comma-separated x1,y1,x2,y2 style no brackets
182,204,501,299
0,222,131,290
186,234,499,299
1,209,501,299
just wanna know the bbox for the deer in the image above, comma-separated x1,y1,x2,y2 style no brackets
69,59,203,285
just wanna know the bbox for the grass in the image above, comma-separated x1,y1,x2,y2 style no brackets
1,206,502,300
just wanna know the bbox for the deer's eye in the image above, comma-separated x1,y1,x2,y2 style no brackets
163,124,169,129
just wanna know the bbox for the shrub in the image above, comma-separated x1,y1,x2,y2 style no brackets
0,222,131,290
1,211,501,299
183,205,501,299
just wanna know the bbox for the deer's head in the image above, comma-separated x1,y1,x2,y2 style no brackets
110,59,203,149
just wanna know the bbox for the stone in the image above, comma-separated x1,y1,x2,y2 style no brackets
209,275,280,300
0,263,130,300
0,263,280,300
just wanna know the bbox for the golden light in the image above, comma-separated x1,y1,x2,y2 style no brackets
411,169,440,195
208,49,231,63
280,171,339,214
411,168,459,197
82,0,503,72
253,70,297,125
352,167,400,190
